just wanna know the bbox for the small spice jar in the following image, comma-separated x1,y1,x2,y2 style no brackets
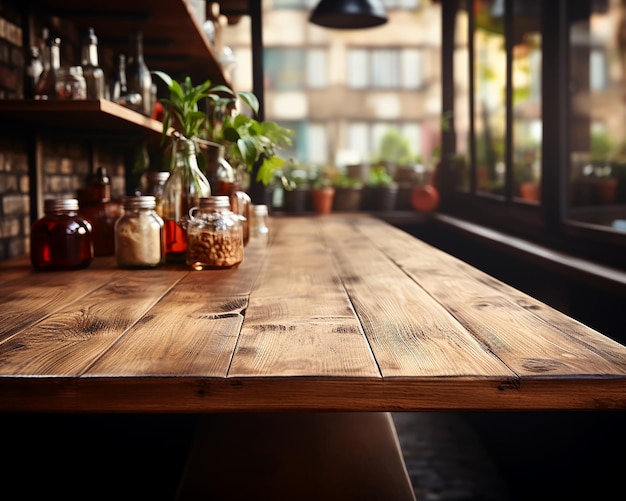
30,198,94,271
114,196,164,268
249,204,269,246
55,66,87,99
186,196,244,270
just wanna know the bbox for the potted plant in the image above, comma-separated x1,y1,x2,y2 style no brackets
362,164,398,211
280,159,312,213
310,167,335,215
331,173,363,212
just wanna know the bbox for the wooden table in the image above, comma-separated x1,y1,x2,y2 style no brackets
1,213,626,413
2,213,626,499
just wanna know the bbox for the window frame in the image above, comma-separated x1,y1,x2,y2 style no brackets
440,0,626,270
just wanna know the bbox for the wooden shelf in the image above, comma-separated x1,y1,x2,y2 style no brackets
34,0,232,87
0,99,164,137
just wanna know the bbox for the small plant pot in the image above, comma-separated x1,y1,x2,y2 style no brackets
333,187,362,211
283,188,310,213
362,185,398,212
311,187,335,214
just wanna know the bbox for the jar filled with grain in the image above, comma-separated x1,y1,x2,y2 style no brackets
114,195,164,268
186,196,244,270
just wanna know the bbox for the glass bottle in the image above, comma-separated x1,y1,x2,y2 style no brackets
161,136,212,263
35,35,61,99
81,27,105,100
77,166,122,256
186,196,244,270
142,171,170,217
126,31,153,116
198,140,235,196
111,53,130,105
114,196,164,268
24,46,43,99
30,198,94,271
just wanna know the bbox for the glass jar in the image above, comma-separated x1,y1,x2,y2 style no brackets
114,196,164,268
249,204,269,246
186,196,244,270
30,198,94,271
55,66,87,100
161,135,212,264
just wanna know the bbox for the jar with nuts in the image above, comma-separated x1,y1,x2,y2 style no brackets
186,196,244,270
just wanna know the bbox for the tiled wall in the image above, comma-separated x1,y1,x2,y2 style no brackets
0,135,28,259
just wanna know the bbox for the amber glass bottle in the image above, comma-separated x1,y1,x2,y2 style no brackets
30,198,94,271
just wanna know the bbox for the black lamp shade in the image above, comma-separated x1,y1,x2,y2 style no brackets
309,0,388,29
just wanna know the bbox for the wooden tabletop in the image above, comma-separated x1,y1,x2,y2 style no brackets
1,213,626,412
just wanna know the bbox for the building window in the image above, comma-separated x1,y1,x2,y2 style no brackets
264,48,328,90
347,48,422,89
347,121,423,164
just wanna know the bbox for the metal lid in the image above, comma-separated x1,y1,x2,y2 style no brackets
122,195,156,210
252,204,268,216
198,196,231,210
44,198,79,213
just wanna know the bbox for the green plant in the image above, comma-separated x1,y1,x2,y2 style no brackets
153,70,295,186
205,85,295,186
332,173,363,189
367,165,396,187
280,159,311,191
153,71,212,145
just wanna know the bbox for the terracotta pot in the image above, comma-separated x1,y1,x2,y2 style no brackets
519,182,540,201
597,178,617,205
311,187,335,214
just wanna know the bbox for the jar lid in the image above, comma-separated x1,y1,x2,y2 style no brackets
198,196,231,209
252,204,268,216
146,171,170,183
122,195,156,209
44,198,79,212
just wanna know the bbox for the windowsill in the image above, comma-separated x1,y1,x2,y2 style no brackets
431,213,626,296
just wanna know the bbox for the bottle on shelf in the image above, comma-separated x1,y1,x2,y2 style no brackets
35,33,61,99
80,27,105,100
160,135,212,263
126,30,153,116
24,46,43,99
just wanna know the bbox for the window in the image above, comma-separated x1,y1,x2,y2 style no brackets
347,48,423,89
264,48,328,90
347,121,423,164
442,0,626,269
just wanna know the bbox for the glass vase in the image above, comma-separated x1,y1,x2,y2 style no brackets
160,135,212,263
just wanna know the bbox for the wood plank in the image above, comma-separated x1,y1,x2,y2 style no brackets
0,261,121,344
362,218,626,377
84,244,269,377
318,216,513,378
228,216,381,378
0,268,183,376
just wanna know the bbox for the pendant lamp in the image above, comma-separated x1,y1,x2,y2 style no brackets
309,0,388,29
